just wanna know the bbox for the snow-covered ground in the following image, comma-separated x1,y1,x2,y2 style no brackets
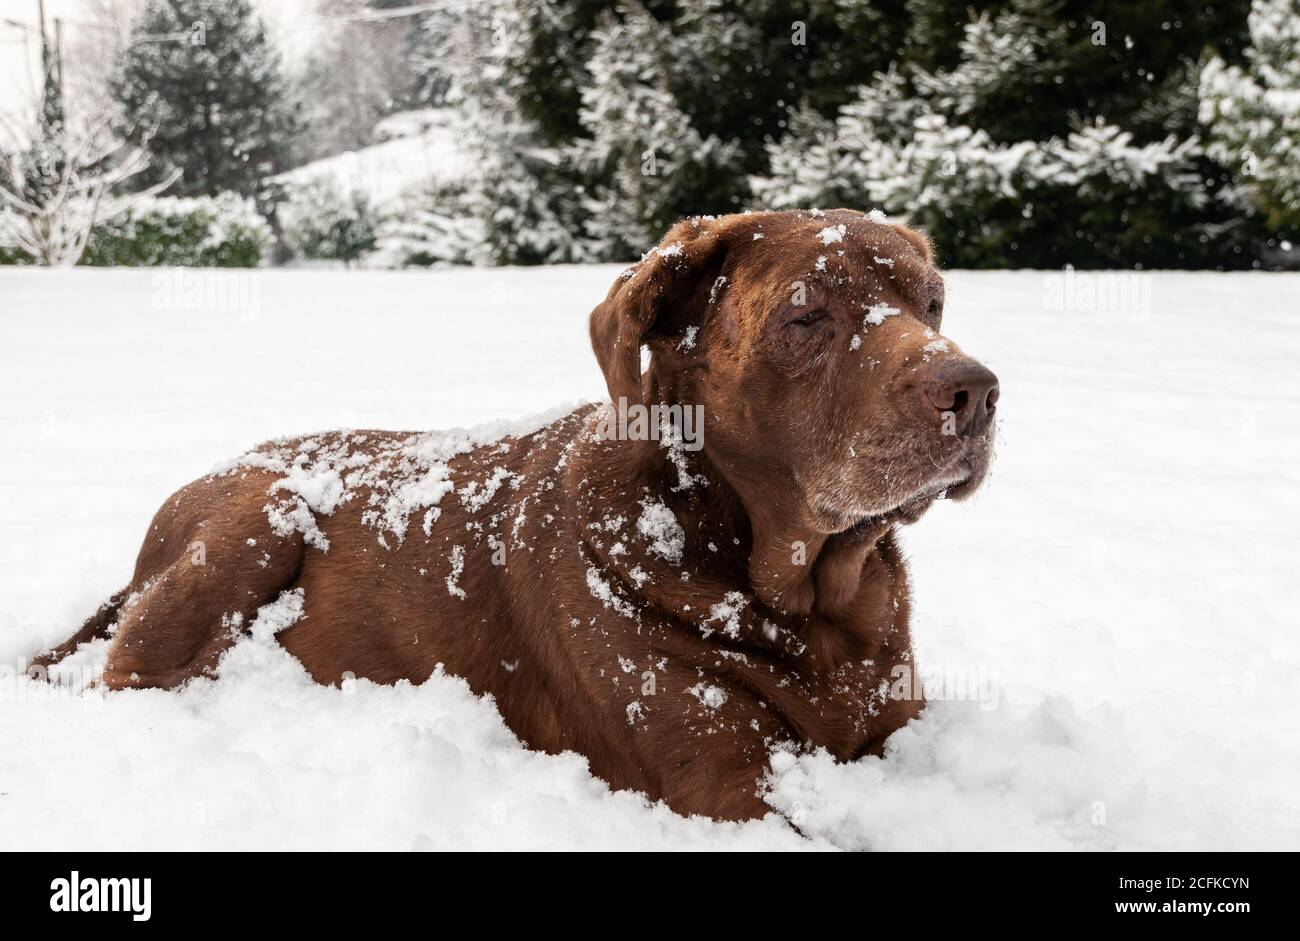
1,266,1297,850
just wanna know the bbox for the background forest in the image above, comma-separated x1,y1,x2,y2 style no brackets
1,0,1296,269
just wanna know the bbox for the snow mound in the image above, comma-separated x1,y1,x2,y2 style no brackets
1,602,811,850
766,700,1147,851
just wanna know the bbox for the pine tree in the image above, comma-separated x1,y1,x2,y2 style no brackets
751,102,843,210
664,0,760,172
468,0,587,264
912,0,1067,141
751,1,1259,267
280,178,379,264
1199,0,1300,231
19,26,67,211
901,0,970,74
370,0,1270,269
755,62,1025,247
575,3,740,260
110,0,299,197
406,0,586,265
406,1,462,109
375,180,485,267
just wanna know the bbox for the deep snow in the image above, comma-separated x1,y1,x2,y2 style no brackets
1,265,1297,850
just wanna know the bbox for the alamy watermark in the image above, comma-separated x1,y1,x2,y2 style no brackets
594,396,705,452
1044,265,1151,321
889,663,1001,711
1,659,105,711
152,269,261,320
50,871,151,921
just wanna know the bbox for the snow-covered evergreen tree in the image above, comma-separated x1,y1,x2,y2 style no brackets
753,3,1230,267
374,181,485,267
664,0,762,170
901,0,970,73
1046,120,1203,199
405,0,586,265
575,3,739,260
912,0,1065,130
405,3,457,109
110,0,299,197
751,102,844,211
280,178,379,265
1199,0,1300,230
19,28,67,212
476,0,589,264
756,58,1038,254
756,66,921,212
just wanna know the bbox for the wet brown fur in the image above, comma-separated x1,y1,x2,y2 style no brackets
32,210,997,821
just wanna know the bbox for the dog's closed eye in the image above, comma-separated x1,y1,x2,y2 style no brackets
787,308,830,329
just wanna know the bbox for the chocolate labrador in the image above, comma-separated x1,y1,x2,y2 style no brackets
33,209,998,821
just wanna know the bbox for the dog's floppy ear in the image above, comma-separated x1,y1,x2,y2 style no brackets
891,223,934,264
589,219,726,406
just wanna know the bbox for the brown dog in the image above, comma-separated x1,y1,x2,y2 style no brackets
33,209,997,821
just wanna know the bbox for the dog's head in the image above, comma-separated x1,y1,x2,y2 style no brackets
590,208,997,552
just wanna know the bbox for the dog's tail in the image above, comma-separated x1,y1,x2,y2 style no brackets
26,587,129,678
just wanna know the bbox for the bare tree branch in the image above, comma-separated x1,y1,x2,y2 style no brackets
0,112,175,266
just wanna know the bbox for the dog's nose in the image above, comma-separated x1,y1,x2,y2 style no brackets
921,360,999,435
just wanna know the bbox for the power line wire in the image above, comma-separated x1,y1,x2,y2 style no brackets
54,0,471,38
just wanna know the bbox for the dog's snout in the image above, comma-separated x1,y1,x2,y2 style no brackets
921,360,999,435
